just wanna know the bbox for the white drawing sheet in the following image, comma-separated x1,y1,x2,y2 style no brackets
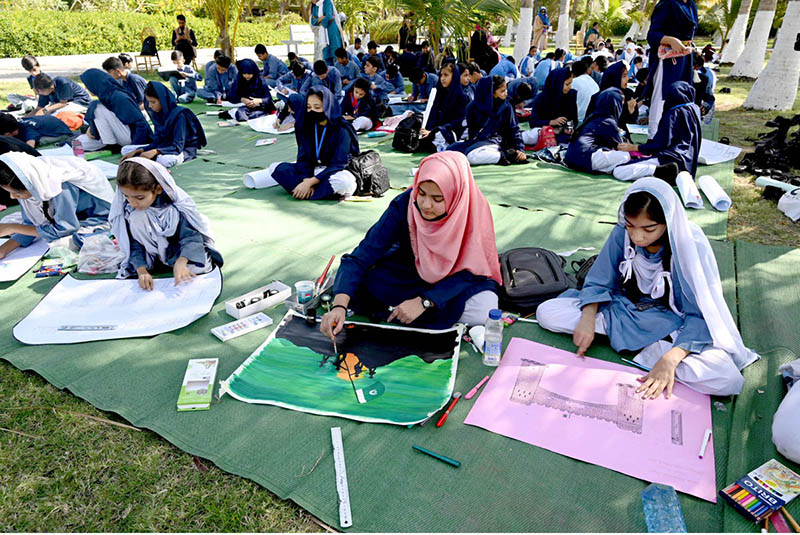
0,238,49,282
13,267,222,344
699,140,742,165
247,114,295,135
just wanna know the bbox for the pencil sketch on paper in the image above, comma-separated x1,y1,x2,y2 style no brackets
509,358,644,434
671,410,684,445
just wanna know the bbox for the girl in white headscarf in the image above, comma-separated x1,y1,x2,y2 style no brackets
537,178,758,398
110,157,222,290
0,153,113,259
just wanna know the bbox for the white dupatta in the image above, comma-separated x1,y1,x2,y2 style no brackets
0,152,114,226
109,157,215,278
619,178,759,370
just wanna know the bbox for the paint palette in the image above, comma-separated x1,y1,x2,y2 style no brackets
211,313,273,342
719,459,800,523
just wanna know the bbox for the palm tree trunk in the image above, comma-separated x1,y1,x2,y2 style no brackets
555,0,571,49
729,0,777,78
744,0,800,108
580,0,592,33
513,0,535,62
502,17,515,47
720,0,754,63
623,0,648,40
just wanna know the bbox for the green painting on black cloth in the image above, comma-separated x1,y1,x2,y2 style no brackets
221,311,463,425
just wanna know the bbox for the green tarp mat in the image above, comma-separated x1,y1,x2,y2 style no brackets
723,242,800,532
2,105,795,532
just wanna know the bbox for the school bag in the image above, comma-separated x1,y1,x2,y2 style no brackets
532,126,557,151
571,254,599,289
141,36,158,56
498,247,575,312
347,150,391,197
392,112,423,153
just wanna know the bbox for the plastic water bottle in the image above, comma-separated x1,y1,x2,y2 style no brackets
72,138,85,158
482,309,504,367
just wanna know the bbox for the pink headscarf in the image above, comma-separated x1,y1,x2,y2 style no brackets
407,151,502,285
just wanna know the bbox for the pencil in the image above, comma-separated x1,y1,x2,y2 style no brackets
781,507,800,533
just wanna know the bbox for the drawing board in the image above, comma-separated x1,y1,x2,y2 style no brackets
464,337,716,502
221,311,463,425
0,238,49,282
13,267,222,344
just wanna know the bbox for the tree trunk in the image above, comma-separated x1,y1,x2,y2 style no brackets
580,0,592,33
513,0,535,62
720,0,754,63
744,0,800,108
555,0,571,49
729,0,776,78
217,28,233,59
502,17,515,47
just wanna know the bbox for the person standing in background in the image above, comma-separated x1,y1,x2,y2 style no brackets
171,15,198,64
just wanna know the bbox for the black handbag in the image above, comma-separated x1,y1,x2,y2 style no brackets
499,247,575,312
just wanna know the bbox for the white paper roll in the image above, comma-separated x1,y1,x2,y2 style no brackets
676,171,703,209
243,168,278,189
698,175,731,211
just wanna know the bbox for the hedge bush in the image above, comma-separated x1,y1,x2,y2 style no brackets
0,10,304,57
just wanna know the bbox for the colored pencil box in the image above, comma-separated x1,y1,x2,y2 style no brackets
719,459,800,523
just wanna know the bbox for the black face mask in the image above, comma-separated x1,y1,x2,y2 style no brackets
307,110,327,124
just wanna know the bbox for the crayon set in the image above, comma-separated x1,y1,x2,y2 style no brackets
719,459,800,523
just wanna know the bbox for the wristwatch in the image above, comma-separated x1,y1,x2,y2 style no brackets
421,298,434,310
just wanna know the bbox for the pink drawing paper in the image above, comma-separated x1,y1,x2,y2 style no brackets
463,337,716,502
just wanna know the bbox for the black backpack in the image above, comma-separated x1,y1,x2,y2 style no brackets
141,36,158,56
392,113,422,153
499,247,575,312
572,255,599,289
347,150,390,197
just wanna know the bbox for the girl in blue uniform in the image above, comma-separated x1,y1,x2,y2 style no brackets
110,158,222,289
584,61,638,136
320,151,501,337
76,69,153,152
120,82,207,168
614,81,699,182
271,87,359,200
564,88,631,174
418,63,468,153
525,66,578,146
448,76,526,166
0,152,114,257
537,178,755,397
228,59,276,122
341,77,378,132
645,0,698,137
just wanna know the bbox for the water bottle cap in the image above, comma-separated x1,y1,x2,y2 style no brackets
489,309,502,320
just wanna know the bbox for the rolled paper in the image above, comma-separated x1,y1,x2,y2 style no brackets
755,175,797,193
676,171,703,209
698,175,732,211
243,168,278,189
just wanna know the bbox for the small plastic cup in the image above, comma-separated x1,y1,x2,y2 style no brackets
295,280,315,304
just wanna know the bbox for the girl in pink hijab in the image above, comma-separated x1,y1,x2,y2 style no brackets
321,151,501,337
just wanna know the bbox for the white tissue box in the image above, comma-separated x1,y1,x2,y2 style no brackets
225,281,292,319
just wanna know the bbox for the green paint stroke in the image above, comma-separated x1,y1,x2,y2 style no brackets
227,338,455,423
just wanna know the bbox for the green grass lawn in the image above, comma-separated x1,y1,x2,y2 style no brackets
0,55,798,531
